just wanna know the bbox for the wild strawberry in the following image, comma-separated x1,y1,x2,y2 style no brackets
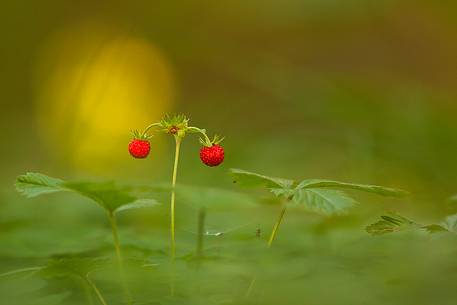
200,144,224,167
129,139,151,158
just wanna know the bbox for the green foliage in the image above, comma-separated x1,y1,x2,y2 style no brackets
174,184,256,209
38,257,109,279
292,188,357,215
16,173,64,198
365,212,419,235
230,168,294,189
16,172,159,214
366,212,457,235
296,179,409,197
230,168,407,215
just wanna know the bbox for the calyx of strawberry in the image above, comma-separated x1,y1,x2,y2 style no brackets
131,129,152,140
199,134,224,147
139,114,224,144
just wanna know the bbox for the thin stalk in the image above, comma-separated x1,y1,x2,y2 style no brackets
267,206,287,248
80,277,95,305
109,214,122,263
108,213,132,305
86,275,108,305
170,136,182,259
196,208,206,258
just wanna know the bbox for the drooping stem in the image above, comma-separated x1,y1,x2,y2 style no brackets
142,122,162,135
196,208,206,258
170,136,182,259
267,206,287,248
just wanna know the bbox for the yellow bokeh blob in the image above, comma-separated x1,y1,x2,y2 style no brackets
34,22,174,174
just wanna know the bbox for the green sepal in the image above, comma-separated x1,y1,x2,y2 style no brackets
131,129,152,140
200,134,224,147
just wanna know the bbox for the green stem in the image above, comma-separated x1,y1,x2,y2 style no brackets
267,206,287,248
170,136,182,259
108,213,132,305
142,122,161,134
80,277,95,305
109,214,122,263
86,275,108,305
188,126,211,144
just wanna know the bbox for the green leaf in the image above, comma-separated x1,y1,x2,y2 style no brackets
269,188,295,198
39,257,109,279
113,198,160,214
16,172,159,214
297,179,409,197
422,224,448,233
230,168,295,189
366,212,418,235
16,172,64,198
440,213,457,233
292,188,357,215
175,184,256,209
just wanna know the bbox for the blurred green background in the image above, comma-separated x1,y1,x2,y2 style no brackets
1,1,457,305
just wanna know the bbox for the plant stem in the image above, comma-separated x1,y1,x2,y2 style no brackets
196,208,206,258
109,214,122,263
86,275,109,305
267,206,287,248
170,136,182,259
108,213,132,305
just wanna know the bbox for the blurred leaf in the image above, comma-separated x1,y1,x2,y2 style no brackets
175,184,256,209
230,168,295,189
366,212,419,235
367,212,457,236
292,189,357,215
422,224,448,233
296,179,409,197
440,213,457,233
16,173,64,198
39,257,109,279
16,172,159,214
269,187,295,198
113,198,160,214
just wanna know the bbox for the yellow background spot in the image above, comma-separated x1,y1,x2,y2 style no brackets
34,22,174,174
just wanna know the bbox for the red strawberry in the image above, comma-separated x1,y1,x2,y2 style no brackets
200,144,224,167
129,139,150,158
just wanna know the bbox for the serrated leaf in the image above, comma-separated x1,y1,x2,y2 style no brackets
16,173,64,198
230,168,295,189
292,188,357,215
16,172,159,214
366,212,418,235
297,179,408,197
269,188,295,198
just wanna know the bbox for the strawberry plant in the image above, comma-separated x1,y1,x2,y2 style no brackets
230,168,408,247
129,114,224,258
15,172,160,304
